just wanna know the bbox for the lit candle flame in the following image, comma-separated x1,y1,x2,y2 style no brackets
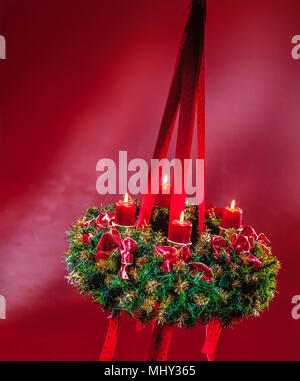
124,193,129,203
230,200,236,210
163,175,168,185
180,211,184,223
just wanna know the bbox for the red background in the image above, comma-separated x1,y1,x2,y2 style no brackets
0,0,299,360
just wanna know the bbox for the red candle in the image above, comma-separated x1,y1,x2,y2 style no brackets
168,211,192,244
155,176,173,209
221,200,242,229
115,194,136,226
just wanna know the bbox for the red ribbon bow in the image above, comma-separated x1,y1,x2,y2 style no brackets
232,225,271,270
230,234,262,269
154,246,179,273
154,246,192,273
120,238,137,280
244,254,262,271
189,262,213,282
154,246,212,282
95,228,122,262
231,234,251,253
84,212,114,228
179,245,192,261
211,227,266,270
95,229,136,279
240,225,258,246
211,236,226,256
241,225,271,253
82,233,94,243
211,236,231,263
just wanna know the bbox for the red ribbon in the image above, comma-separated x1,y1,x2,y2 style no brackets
241,225,271,253
136,0,206,231
144,324,174,361
135,15,186,228
84,212,114,228
230,233,263,269
136,320,156,333
197,50,205,234
95,229,137,280
154,246,178,273
154,245,192,272
119,238,137,280
189,262,213,282
95,228,122,259
168,0,206,233
211,235,227,256
244,254,262,271
210,227,268,271
154,246,212,284
82,233,94,243
201,319,222,361
99,315,120,361
211,235,232,263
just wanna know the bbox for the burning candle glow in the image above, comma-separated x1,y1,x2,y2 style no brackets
163,175,168,189
155,175,173,209
220,199,242,229
115,193,136,226
168,211,192,244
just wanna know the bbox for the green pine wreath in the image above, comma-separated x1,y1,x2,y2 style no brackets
64,201,280,328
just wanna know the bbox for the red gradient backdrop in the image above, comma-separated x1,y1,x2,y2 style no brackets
0,0,299,360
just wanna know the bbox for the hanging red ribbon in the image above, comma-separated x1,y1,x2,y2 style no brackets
99,315,120,361
141,0,208,361
144,324,174,361
135,18,186,228
201,319,223,361
197,55,205,234
168,0,206,231
136,0,206,229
